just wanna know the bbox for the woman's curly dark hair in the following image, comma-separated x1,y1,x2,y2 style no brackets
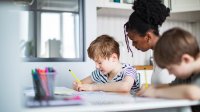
124,0,170,55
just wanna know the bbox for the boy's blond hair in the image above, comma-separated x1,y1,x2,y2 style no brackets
154,27,200,68
87,35,120,60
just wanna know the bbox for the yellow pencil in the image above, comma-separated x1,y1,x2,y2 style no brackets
144,68,148,89
68,69,81,83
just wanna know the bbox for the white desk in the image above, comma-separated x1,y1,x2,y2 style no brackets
23,87,200,112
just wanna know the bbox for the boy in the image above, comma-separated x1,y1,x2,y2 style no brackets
136,27,200,111
73,35,139,95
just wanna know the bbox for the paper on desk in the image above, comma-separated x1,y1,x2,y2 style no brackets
24,87,77,96
54,87,77,95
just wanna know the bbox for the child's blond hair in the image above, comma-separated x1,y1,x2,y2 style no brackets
87,35,120,60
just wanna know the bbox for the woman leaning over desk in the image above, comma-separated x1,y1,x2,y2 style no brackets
124,0,175,85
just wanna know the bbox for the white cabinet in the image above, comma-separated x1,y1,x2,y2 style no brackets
161,0,200,12
171,0,200,12
97,0,200,14
161,0,172,9
97,0,132,10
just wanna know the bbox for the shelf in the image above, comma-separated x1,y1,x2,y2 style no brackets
134,65,153,70
97,0,132,10
97,0,133,17
97,7,132,17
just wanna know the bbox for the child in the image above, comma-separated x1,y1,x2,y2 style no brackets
73,35,139,95
136,27,200,111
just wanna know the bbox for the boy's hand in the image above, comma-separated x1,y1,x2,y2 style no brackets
136,84,156,97
136,84,146,96
73,81,81,91
77,84,95,91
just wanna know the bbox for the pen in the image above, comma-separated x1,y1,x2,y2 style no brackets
144,67,148,89
68,69,81,83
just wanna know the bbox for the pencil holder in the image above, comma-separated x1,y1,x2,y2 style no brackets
46,72,56,98
31,68,56,100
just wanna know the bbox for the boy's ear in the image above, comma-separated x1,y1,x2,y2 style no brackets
181,54,194,64
110,53,118,61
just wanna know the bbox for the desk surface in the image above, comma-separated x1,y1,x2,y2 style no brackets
24,99,199,112
24,87,200,112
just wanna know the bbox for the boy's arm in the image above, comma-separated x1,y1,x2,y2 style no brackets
81,75,94,84
137,83,169,95
91,76,134,93
73,76,94,91
138,84,200,100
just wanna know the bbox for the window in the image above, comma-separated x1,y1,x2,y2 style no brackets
20,0,84,62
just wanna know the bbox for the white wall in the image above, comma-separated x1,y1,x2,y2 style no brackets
0,3,23,112
160,20,193,34
192,22,200,44
161,20,200,45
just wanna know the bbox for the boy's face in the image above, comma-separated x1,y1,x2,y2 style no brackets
166,54,195,79
93,56,117,75
166,62,193,79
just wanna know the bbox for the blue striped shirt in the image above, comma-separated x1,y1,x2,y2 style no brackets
91,63,139,95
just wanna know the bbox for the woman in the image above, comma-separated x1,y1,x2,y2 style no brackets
124,0,175,85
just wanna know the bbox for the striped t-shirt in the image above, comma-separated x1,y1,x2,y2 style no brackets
91,63,140,95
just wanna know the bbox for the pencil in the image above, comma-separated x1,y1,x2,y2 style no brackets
144,67,148,89
68,69,81,83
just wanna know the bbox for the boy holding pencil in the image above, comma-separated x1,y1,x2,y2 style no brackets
73,35,139,95
136,28,200,111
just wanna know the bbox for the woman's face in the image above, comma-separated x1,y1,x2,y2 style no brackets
127,31,151,52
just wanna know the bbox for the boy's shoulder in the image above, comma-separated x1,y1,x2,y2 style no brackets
122,63,133,67
121,63,136,70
